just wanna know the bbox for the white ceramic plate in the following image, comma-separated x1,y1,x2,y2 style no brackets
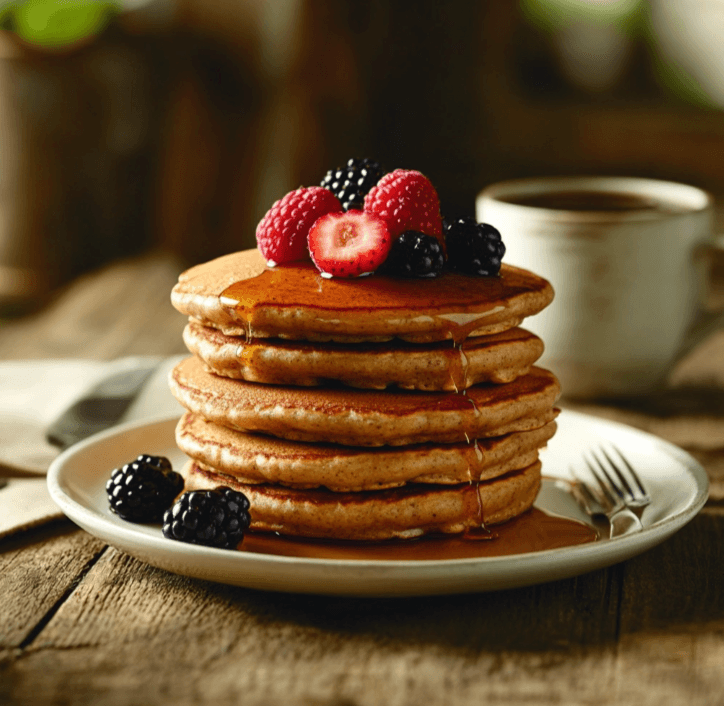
47,410,708,596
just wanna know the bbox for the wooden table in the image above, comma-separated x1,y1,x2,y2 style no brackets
1,251,723,705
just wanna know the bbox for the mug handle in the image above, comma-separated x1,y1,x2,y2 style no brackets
675,233,724,362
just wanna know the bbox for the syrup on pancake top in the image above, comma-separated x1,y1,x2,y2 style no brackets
161,160,575,552
172,250,553,343
171,164,552,344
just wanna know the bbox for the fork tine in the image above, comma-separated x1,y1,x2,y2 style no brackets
571,466,600,504
598,446,635,498
589,451,621,499
569,466,600,514
584,453,618,507
610,444,649,499
577,480,600,510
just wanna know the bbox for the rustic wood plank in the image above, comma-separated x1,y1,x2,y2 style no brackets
606,511,724,705
614,627,724,706
1,540,624,706
2,518,722,706
0,524,106,654
0,251,189,361
619,510,724,633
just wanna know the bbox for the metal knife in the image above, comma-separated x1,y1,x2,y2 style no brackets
45,362,160,450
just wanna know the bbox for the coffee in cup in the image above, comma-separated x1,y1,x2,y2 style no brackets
476,176,721,399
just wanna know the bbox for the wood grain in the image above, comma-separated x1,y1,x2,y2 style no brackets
2,525,722,705
1,253,723,705
0,523,105,655
2,541,621,705
0,251,188,361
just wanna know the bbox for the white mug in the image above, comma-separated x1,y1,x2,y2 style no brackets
476,176,723,399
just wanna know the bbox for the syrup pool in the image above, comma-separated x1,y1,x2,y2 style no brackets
237,508,597,561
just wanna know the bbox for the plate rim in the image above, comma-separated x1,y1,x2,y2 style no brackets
46,409,710,593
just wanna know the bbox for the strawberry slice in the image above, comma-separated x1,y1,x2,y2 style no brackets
308,210,392,278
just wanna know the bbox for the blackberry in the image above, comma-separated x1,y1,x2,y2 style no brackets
320,158,384,211
162,488,251,549
382,230,444,278
106,455,184,523
444,217,505,276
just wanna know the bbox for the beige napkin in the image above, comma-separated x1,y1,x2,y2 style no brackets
0,478,65,539
0,356,184,540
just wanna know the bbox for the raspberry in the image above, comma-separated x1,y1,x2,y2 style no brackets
162,487,251,549
255,186,342,266
363,169,443,246
308,210,392,278
381,230,444,278
445,217,505,276
320,158,385,211
106,455,184,523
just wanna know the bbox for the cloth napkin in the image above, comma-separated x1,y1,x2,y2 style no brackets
0,356,185,539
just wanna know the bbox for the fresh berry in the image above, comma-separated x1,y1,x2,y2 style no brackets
308,210,392,278
255,186,343,266
320,158,385,211
162,487,251,549
445,217,505,276
381,230,444,278
363,169,443,246
106,455,184,523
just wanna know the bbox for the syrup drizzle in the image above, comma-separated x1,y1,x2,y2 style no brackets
448,340,471,393
215,260,585,553
218,260,542,341
222,262,500,538
462,399,490,539
447,322,489,537
473,439,483,463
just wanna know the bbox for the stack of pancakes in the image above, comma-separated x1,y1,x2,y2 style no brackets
169,248,559,541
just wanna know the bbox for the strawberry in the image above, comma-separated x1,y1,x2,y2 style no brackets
256,186,342,265
307,210,392,278
363,169,443,245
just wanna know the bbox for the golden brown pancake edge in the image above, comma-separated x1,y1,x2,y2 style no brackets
179,460,542,540
183,321,545,390
176,411,558,490
169,356,561,446
170,248,554,343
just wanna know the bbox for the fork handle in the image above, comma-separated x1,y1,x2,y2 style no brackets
610,509,643,538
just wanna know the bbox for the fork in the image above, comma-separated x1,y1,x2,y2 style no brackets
593,445,651,522
571,445,650,538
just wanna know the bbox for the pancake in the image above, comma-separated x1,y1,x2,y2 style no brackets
179,459,542,540
176,411,557,491
170,356,561,446
171,248,554,343
184,321,545,390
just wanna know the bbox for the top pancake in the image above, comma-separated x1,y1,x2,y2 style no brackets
171,248,554,343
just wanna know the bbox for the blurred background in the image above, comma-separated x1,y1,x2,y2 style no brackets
2,0,724,312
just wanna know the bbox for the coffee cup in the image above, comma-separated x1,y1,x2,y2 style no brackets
476,175,724,399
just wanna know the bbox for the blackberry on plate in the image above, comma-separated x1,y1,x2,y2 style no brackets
320,158,384,211
162,487,251,549
444,217,505,276
106,454,184,523
382,230,444,278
